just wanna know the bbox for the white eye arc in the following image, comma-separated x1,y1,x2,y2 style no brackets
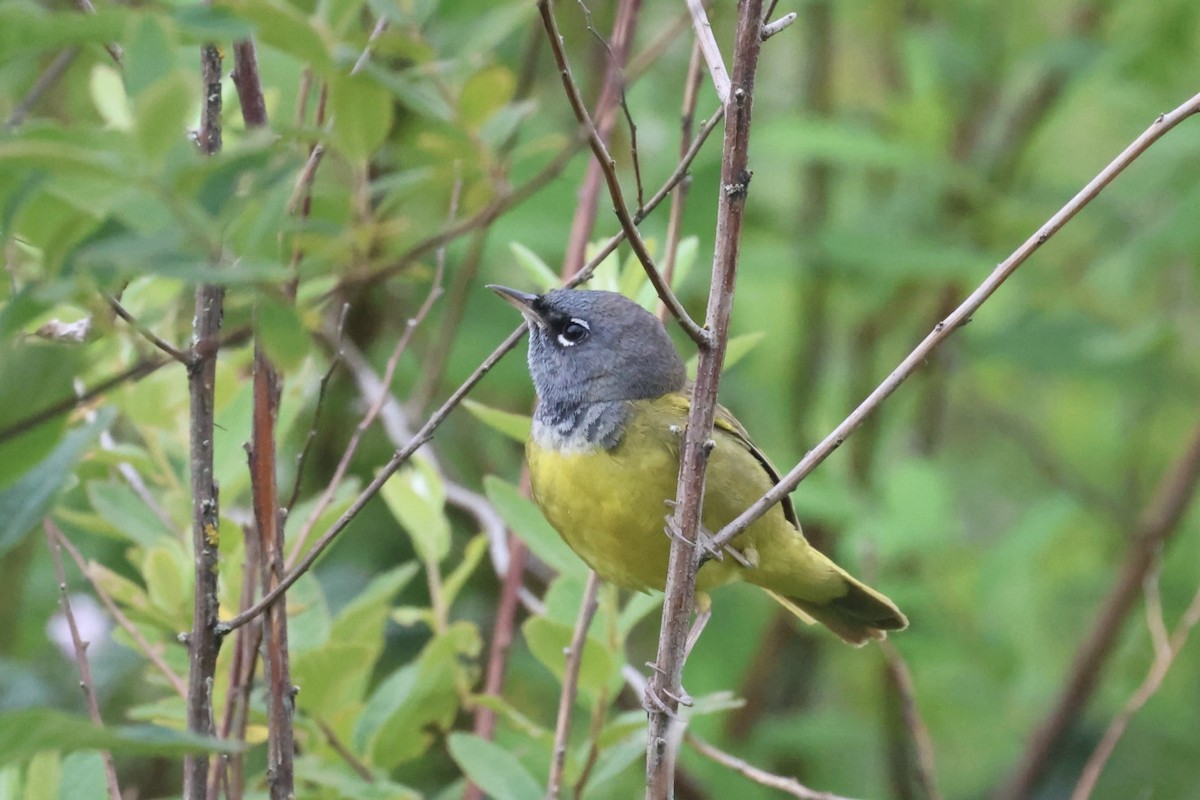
557,317,590,347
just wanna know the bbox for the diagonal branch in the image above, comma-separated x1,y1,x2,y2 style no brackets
995,417,1200,800
711,89,1200,554
538,0,707,346
684,0,730,103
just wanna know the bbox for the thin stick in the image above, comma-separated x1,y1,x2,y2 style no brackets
711,89,1200,554
538,0,708,346
105,293,189,363
183,41,226,800
686,734,858,800
996,417,1200,800
547,572,601,799
646,2,765,796
55,528,187,698
352,16,390,75
44,521,123,800
5,48,78,130
1070,583,1200,800
684,0,730,103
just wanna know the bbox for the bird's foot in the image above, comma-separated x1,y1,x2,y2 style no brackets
642,665,694,718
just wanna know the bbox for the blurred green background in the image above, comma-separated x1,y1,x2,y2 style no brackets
1,0,1199,797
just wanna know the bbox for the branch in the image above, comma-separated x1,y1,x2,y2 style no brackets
995,417,1200,800
1070,581,1200,800
547,572,601,799
55,526,187,698
684,0,730,103
105,293,189,363
646,1,765,795
711,89,1200,554
44,520,122,800
538,0,707,346
685,734,859,800
183,41,226,800
5,48,78,131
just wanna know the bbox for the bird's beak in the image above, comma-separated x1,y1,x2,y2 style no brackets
487,284,546,327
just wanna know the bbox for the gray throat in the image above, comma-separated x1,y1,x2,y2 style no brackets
532,399,630,453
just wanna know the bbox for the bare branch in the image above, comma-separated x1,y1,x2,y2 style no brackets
44,520,123,800
686,734,860,800
183,40,226,800
647,0,766,794
538,0,707,345
1070,583,1200,800
105,293,188,364
712,90,1200,554
5,48,78,131
684,0,730,103
55,526,187,698
996,417,1200,800
547,572,601,798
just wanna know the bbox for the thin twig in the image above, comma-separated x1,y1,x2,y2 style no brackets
55,527,187,698
647,2,765,796
684,0,730,103
285,225,446,570
104,293,189,363
1070,583,1200,800
5,48,78,130
352,16,390,75
711,90,1200,554
538,0,707,346
318,719,375,783
45,521,123,800
656,37,704,322
996,417,1200,800
686,734,859,800
881,642,942,800
284,305,348,514
561,0,644,277
547,572,601,799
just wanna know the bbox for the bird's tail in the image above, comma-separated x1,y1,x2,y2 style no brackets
763,577,908,647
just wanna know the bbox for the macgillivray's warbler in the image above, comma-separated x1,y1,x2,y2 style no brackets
491,285,907,645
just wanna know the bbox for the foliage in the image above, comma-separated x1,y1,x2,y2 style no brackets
1,0,1199,798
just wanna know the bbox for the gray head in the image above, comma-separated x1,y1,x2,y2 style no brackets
490,286,687,410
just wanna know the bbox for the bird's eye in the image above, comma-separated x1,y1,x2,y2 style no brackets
557,318,590,346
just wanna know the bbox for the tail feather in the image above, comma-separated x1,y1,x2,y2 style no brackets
764,580,908,647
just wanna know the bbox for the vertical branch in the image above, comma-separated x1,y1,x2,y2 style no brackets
645,1,765,797
232,37,297,800
995,419,1200,800
561,0,644,277
184,41,226,800
546,572,601,799
44,521,122,800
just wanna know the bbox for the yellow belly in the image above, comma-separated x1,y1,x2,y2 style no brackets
526,397,843,600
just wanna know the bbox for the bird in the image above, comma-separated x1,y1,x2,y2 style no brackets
490,285,907,645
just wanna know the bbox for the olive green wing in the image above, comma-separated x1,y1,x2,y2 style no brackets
712,403,802,530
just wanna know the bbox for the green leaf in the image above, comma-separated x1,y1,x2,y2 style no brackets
522,616,617,700
133,71,195,163
0,709,239,767
462,399,531,443
330,73,394,161
122,14,179,98
483,476,585,579
507,242,558,293
460,66,516,130
355,622,480,768
334,562,420,648
442,534,488,608
57,752,108,800
0,410,113,558
85,481,174,547
257,296,310,373
380,457,450,565
89,64,132,131
446,733,541,800
141,545,188,625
